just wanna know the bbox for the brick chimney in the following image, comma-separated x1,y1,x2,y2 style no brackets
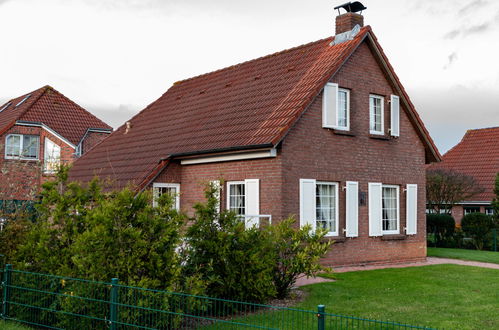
336,12,364,35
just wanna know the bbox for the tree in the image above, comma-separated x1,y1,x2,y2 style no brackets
426,168,483,214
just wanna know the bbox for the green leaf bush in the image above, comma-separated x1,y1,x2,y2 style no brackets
461,213,496,250
426,213,455,247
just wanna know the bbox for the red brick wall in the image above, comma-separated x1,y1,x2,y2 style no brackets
154,157,285,221
0,124,75,200
151,41,429,266
280,42,427,266
81,131,110,154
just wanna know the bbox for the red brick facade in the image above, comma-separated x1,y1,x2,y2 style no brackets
0,125,75,200
150,41,428,266
80,131,109,154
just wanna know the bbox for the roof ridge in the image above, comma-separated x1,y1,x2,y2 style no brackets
174,35,334,86
467,125,499,132
44,87,111,130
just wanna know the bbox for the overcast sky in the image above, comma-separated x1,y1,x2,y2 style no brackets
1,0,498,154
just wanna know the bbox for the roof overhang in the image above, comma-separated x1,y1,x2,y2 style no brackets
76,127,113,148
136,144,276,192
363,33,441,163
15,120,76,149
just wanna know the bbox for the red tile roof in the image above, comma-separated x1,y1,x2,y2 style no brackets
0,86,111,146
429,127,499,202
69,26,439,190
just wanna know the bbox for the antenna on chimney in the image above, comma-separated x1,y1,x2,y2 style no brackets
334,1,367,15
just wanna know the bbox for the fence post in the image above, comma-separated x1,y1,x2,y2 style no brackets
109,278,119,330
493,229,497,252
2,264,12,319
317,305,325,330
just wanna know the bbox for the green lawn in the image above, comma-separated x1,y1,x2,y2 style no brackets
428,247,499,264
0,321,31,330
303,265,499,329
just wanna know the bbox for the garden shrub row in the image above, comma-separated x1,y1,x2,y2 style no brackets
427,213,498,250
0,167,331,304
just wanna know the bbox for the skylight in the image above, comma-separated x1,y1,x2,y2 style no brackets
0,101,11,112
15,94,31,107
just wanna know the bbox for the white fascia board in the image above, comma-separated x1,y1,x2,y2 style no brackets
456,201,491,206
180,148,277,165
15,121,76,149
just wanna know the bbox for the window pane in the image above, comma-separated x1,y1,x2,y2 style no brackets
44,139,61,173
6,135,21,157
229,183,245,215
382,186,398,232
22,135,39,159
316,183,336,234
338,90,347,128
370,96,383,132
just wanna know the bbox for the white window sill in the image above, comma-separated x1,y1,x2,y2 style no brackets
369,130,384,135
5,156,39,161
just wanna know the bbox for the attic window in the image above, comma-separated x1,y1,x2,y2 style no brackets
0,102,11,112
15,94,31,107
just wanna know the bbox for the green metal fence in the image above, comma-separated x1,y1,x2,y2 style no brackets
1,265,438,329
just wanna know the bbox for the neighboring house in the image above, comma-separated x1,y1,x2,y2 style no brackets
70,9,440,266
0,85,112,204
428,127,499,225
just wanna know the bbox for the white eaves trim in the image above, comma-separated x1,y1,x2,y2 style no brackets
180,148,277,165
15,121,76,149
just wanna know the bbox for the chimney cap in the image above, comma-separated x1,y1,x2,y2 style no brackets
334,1,367,14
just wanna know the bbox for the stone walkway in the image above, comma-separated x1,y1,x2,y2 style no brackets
294,257,499,287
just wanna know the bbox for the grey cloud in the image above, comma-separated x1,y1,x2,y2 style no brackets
443,52,458,70
444,22,491,39
84,104,138,129
458,0,489,16
410,86,499,154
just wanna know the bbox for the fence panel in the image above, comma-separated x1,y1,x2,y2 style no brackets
1,266,438,330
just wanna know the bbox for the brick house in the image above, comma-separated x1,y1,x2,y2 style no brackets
0,85,112,204
70,11,440,266
428,127,499,225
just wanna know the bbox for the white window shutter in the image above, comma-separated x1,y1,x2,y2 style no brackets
299,179,317,231
322,83,338,128
368,182,383,236
390,95,400,137
345,181,359,237
210,180,221,213
406,184,418,235
244,179,260,228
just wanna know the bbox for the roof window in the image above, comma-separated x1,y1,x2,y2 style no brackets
0,101,12,112
15,94,31,107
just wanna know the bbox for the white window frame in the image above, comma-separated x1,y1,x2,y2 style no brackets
316,181,339,237
336,88,350,131
5,134,40,160
369,94,384,135
227,181,246,215
152,183,180,210
382,184,400,235
43,138,61,174
485,208,494,216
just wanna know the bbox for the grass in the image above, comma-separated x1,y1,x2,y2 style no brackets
300,265,499,329
428,247,499,264
208,265,498,329
0,321,31,330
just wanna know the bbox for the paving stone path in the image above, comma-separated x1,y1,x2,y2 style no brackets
294,257,499,287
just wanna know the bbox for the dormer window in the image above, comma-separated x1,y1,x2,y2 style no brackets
369,94,384,135
322,83,350,131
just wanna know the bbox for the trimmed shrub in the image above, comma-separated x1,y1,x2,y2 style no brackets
265,218,331,299
184,184,276,303
426,213,455,247
461,213,496,250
